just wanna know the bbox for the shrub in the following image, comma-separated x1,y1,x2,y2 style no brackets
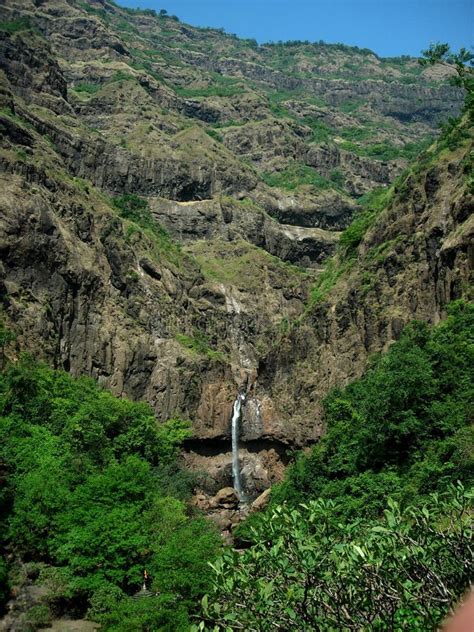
199,486,473,631
0,557,9,613
0,18,31,33
204,128,223,143
112,194,182,265
24,604,52,628
338,186,392,257
73,83,100,95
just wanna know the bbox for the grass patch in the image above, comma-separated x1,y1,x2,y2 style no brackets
0,18,31,33
174,84,241,98
262,164,342,192
366,236,404,263
212,119,245,129
204,128,223,142
300,117,332,144
340,137,434,162
73,83,101,94
175,332,224,361
191,240,305,291
112,194,182,266
16,149,27,161
109,71,136,84
309,257,354,305
338,186,392,258
339,99,364,113
306,185,393,307
340,126,374,142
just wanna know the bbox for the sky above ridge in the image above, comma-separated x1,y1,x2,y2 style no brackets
116,0,473,58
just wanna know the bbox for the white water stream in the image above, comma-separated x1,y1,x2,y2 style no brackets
231,394,245,494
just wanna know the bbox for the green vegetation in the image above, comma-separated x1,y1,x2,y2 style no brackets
274,301,474,513
0,320,15,369
173,84,241,98
73,83,101,95
340,137,433,162
338,185,392,257
301,117,332,143
340,124,374,142
438,115,473,151
190,240,305,291
308,257,353,305
262,163,340,192
199,302,473,630
339,98,364,113
0,557,8,613
176,332,224,361
0,357,220,628
420,43,474,96
15,149,27,161
204,128,223,143
112,194,183,266
24,604,52,628
77,2,109,20
109,71,136,84
305,184,392,306
0,18,31,33
200,486,472,630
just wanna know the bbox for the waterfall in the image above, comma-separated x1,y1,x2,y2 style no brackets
231,394,244,494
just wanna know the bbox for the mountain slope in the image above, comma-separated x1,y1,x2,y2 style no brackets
0,0,472,493
256,116,473,444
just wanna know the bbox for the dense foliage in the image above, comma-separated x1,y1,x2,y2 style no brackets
272,300,473,517
199,487,472,631
200,302,473,630
0,358,220,629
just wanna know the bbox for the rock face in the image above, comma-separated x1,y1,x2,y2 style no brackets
0,0,471,496
150,197,340,267
256,142,474,441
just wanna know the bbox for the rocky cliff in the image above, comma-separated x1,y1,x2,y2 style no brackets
0,0,471,494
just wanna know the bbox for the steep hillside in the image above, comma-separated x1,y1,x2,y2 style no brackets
255,116,474,445
0,0,471,494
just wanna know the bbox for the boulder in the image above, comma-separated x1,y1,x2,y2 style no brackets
213,487,240,508
251,488,271,512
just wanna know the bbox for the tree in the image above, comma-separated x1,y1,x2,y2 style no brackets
0,359,219,626
420,44,474,111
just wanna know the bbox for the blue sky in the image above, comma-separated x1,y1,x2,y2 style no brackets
116,0,473,58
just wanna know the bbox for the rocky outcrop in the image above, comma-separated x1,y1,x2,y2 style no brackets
247,184,358,230
150,196,340,266
254,138,474,442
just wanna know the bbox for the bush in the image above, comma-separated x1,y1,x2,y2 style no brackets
98,594,191,631
0,18,31,33
200,486,473,631
0,557,9,613
24,604,52,629
112,194,182,265
73,83,100,94
337,186,392,258
204,128,223,143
